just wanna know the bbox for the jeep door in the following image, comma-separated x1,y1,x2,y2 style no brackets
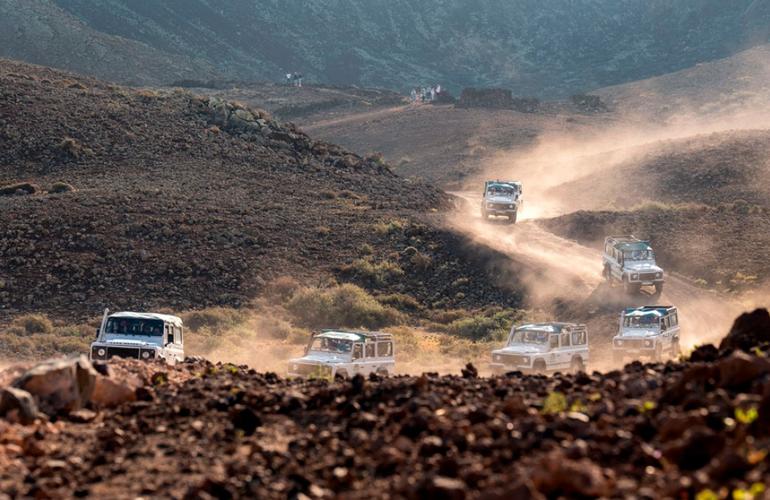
164,323,185,363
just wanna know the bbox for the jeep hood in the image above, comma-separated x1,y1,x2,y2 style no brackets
290,352,350,364
625,261,662,273
493,345,548,355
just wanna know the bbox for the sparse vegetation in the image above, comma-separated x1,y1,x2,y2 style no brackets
182,307,246,333
12,314,54,335
341,258,404,286
48,181,75,194
286,283,404,330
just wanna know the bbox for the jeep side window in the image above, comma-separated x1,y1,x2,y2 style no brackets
178,326,183,344
353,344,363,360
571,331,585,345
550,335,559,349
167,324,175,344
365,343,375,358
377,342,393,357
671,313,678,326
561,333,571,347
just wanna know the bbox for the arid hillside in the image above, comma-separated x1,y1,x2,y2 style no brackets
0,59,525,324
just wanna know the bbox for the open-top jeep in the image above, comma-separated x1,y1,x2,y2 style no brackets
481,180,522,223
287,330,395,379
90,310,185,364
490,322,588,373
612,306,681,363
602,236,664,295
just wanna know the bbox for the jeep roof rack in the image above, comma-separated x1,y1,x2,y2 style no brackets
623,305,675,315
318,329,393,342
517,322,586,333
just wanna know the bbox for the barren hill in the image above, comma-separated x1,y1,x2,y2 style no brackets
0,59,523,321
2,0,769,95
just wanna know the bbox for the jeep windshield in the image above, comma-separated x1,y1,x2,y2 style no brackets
623,315,659,328
488,187,515,196
508,329,549,345
309,337,353,354
105,318,163,336
623,249,654,261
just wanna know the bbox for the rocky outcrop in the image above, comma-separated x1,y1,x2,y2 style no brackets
720,308,770,352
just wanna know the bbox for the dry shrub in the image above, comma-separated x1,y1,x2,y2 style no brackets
377,293,423,311
287,284,404,330
409,251,432,271
11,314,54,335
265,276,301,303
0,182,38,196
341,259,404,286
48,181,75,194
319,190,338,200
182,307,245,332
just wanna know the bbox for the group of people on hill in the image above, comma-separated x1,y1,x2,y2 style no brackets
410,84,442,103
285,72,303,87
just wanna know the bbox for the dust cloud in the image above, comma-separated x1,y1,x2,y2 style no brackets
447,71,770,365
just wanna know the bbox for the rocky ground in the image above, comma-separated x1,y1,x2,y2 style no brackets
0,60,525,324
0,309,769,498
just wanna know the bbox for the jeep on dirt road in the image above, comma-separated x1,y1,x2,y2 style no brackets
612,306,681,363
287,330,395,379
490,322,588,373
90,310,185,364
481,180,522,223
602,236,664,295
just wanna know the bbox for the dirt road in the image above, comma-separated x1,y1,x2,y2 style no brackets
449,192,744,351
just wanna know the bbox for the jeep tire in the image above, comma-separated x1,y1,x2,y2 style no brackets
376,367,389,377
508,211,517,224
481,208,489,219
570,356,585,373
654,282,664,296
603,265,611,283
335,369,349,380
622,277,636,295
671,339,681,359
653,344,663,362
533,359,547,372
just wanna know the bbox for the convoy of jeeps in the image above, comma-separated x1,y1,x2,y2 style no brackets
80,180,682,377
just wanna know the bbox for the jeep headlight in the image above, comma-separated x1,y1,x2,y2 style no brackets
521,356,530,364
508,204,514,208
141,351,151,359
292,364,298,371
644,339,654,348
493,354,500,362
631,273,639,280
656,272,662,279
97,348,106,357
614,339,623,347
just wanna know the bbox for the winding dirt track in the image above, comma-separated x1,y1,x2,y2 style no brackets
448,192,744,349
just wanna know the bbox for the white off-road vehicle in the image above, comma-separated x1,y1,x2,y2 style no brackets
490,322,589,373
481,180,522,223
612,306,681,363
90,310,185,365
287,330,395,379
602,236,664,295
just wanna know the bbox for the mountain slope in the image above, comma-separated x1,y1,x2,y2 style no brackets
2,0,769,95
0,59,524,321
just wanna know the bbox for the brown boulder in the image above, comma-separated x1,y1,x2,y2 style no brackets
90,375,137,408
720,309,770,352
0,387,43,424
531,451,612,497
12,356,98,416
717,351,770,389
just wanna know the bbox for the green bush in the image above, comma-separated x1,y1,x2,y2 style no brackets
445,309,522,341
12,314,54,335
287,284,404,330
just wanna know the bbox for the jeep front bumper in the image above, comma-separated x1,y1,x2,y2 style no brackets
287,363,333,378
90,345,157,361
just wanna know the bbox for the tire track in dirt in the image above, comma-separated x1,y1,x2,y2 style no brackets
448,191,744,351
